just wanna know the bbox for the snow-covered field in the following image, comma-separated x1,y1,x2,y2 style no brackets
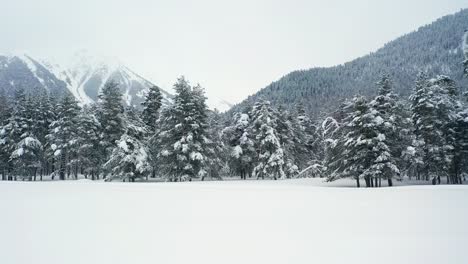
0,178,467,264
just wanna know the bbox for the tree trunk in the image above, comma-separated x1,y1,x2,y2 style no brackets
387,178,393,187
356,177,360,188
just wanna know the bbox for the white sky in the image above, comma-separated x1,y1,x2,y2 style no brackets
0,0,466,103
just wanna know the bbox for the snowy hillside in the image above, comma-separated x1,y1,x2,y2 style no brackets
206,96,234,112
0,178,466,264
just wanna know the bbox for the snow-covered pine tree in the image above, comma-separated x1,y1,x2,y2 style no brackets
47,95,81,180
34,92,56,179
0,90,11,180
97,81,124,160
296,103,322,173
10,136,42,180
332,97,374,187
223,112,256,179
434,76,463,184
0,89,34,180
410,74,457,183
249,100,285,180
326,94,398,187
451,107,468,183
276,106,311,178
105,106,150,182
203,110,226,181
368,75,401,186
0,89,10,126
156,77,211,181
76,106,103,180
141,85,163,133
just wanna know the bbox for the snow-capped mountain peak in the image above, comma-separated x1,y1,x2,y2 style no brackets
43,51,172,107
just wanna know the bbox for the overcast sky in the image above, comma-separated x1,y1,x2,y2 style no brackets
0,0,466,103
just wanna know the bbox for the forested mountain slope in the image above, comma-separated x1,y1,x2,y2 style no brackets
231,9,468,116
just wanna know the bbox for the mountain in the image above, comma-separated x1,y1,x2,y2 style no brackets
0,52,172,107
0,51,233,111
0,54,70,98
231,9,468,117
44,51,173,107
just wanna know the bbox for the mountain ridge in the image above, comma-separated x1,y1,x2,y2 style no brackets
230,8,468,116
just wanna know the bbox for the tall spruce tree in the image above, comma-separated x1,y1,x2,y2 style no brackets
141,85,163,133
47,95,81,180
223,112,256,179
368,75,401,186
1,89,31,180
77,106,103,180
249,100,285,180
105,107,150,182
0,90,11,180
410,75,457,182
98,81,124,161
156,77,211,181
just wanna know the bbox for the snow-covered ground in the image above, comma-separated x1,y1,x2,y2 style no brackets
0,178,467,264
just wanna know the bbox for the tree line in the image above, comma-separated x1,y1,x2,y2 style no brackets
0,33,467,186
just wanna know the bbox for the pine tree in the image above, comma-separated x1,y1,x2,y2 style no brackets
47,95,81,180
368,75,401,186
105,107,150,182
0,90,11,180
0,89,31,180
0,89,10,126
249,100,285,180
326,94,399,187
203,110,226,181
76,106,102,180
329,97,372,187
223,112,256,179
410,75,457,182
34,92,56,179
141,85,163,133
10,136,42,180
98,81,124,160
156,77,211,181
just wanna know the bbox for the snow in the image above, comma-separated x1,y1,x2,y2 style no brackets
0,178,466,264
373,115,384,125
118,140,129,152
376,133,386,141
17,54,46,87
206,96,233,112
